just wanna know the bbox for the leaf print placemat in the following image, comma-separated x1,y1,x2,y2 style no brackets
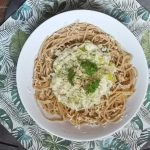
0,0,150,150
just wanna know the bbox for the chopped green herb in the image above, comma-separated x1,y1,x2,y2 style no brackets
80,59,98,76
80,46,86,51
98,57,104,64
106,73,113,81
85,79,100,94
68,67,76,85
106,73,117,82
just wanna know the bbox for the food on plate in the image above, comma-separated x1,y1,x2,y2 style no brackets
33,23,137,126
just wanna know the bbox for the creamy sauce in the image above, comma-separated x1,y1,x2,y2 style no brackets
51,42,116,110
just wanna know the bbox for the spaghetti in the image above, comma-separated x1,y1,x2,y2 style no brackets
33,23,137,126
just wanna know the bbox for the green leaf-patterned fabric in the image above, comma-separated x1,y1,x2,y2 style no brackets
0,0,150,149
10,29,29,65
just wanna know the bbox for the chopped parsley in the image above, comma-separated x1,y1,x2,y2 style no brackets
68,67,76,85
80,46,86,51
80,59,98,76
85,79,100,94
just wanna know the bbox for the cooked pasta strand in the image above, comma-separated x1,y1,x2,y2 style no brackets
33,23,137,126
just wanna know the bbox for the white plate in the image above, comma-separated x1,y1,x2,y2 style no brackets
17,10,148,141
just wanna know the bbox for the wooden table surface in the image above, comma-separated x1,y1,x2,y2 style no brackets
0,124,25,150
0,0,150,149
